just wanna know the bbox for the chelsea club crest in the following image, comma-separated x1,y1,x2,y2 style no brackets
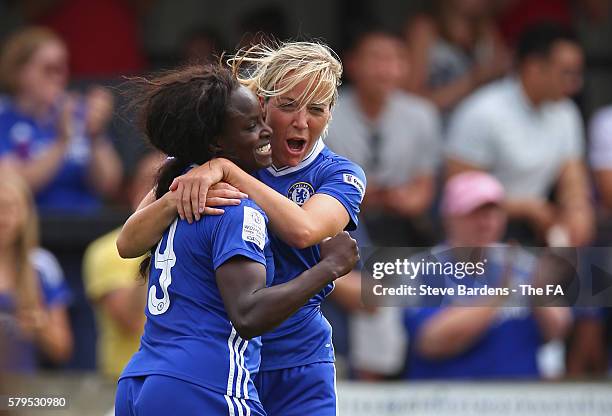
287,182,315,206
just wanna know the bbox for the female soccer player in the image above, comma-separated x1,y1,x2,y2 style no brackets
114,64,358,416
117,41,366,416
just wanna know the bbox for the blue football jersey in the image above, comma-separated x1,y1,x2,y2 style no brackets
0,98,101,213
404,246,543,379
120,199,274,402
254,139,366,370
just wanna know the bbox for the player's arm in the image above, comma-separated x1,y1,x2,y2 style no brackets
116,190,177,258
117,183,247,258
170,158,356,249
216,232,358,340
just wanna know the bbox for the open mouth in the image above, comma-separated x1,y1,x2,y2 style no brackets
286,138,307,154
255,142,271,155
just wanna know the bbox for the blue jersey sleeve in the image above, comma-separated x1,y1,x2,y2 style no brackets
210,201,269,270
316,159,366,231
31,248,72,307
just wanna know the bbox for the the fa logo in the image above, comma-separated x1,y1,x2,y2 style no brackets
287,182,315,206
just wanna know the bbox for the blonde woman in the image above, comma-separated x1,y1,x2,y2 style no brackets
0,27,122,214
117,41,366,416
0,167,72,371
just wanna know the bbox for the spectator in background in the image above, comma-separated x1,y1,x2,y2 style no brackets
83,151,163,381
446,23,594,246
403,0,510,116
0,167,73,372
563,104,612,378
326,26,441,246
0,27,122,214
404,172,572,379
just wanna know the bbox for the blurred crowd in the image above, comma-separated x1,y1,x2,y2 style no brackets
1,0,612,384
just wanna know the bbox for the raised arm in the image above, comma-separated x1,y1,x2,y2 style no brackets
171,158,360,249
116,190,177,258
217,232,358,340
117,183,249,258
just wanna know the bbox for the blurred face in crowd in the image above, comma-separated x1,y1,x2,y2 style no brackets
18,40,68,109
535,40,584,101
264,78,331,167
347,33,406,101
447,203,507,247
0,184,27,250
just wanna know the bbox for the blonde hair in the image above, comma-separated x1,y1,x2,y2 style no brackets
228,41,342,109
0,26,63,94
0,167,42,322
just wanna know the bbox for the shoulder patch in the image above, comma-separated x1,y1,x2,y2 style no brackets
287,182,315,206
242,206,266,250
343,173,365,198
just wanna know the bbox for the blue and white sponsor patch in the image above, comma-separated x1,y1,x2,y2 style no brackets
242,206,266,250
343,173,365,199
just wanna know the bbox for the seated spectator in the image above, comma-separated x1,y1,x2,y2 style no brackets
403,0,510,115
83,152,163,380
0,27,122,214
326,26,441,246
0,167,73,372
404,172,572,379
446,23,594,246
564,105,612,378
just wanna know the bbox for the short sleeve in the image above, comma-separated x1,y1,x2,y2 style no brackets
211,201,268,270
30,248,72,307
446,98,495,168
316,160,367,231
589,107,612,170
